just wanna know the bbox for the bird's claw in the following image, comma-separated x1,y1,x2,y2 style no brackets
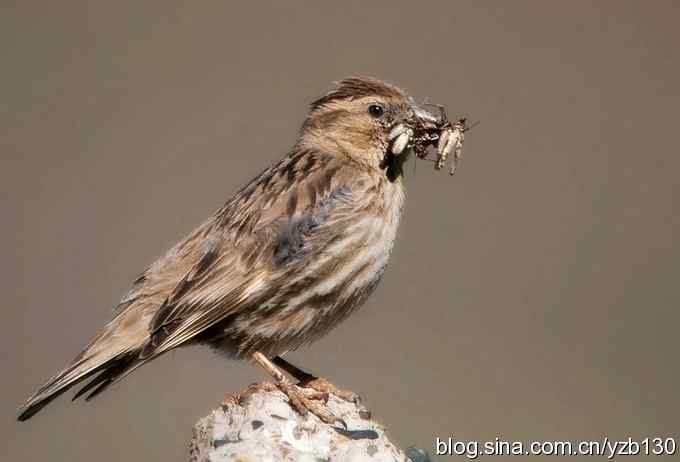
298,387,329,402
275,380,347,428
333,416,349,430
300,377,360,404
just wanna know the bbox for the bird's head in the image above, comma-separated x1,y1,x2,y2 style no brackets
298,77,442,180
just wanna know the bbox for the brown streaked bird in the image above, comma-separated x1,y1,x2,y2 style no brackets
18,77,447,426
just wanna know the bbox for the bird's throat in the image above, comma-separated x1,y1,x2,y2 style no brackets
381,150,409,183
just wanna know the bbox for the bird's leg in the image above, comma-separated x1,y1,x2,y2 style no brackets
273,355,360,403
272,355,315,381
251,352,346,428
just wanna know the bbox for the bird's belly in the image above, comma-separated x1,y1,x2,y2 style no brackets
223,243,390,356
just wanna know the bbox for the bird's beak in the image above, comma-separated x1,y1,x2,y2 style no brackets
388,103,441,156
411,104,441,130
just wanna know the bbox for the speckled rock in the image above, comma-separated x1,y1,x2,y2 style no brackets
189,382,417,462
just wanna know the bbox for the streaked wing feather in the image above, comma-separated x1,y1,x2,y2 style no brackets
148,239,222,333
140,150,365,359
146,274,267,357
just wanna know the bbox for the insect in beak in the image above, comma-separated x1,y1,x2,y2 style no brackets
386,102,472,177
387,104,439,156
388,123,413,156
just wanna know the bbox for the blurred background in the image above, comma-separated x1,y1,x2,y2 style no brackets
2,1,678,460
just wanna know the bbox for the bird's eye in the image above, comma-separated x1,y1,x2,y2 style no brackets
368,104,384,118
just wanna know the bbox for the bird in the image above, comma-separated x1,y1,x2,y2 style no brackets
17,77,446,426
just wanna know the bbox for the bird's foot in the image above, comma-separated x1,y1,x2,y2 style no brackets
250,352,350,427
224,381,332,416
299,377,360,403
222,381,276,407
276,380,347,429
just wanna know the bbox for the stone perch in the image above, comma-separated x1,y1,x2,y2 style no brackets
189,382,432,461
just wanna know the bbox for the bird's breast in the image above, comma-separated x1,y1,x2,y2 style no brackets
221,178,406,356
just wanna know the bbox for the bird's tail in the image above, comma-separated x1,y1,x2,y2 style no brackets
17,316,145,421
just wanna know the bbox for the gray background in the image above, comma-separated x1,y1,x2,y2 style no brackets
3,1,679,460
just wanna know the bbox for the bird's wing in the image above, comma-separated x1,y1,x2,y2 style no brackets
140,149,369,359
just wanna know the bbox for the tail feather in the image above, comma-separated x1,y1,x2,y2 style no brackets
17,304,153,421
17,345,140,421
73,354,144,402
